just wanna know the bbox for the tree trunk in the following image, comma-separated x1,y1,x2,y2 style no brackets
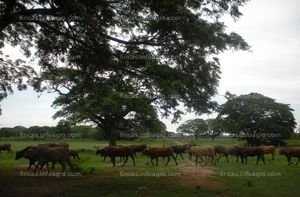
108,136,117,146
108,129,119,146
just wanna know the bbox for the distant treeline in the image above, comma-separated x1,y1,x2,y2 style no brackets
1,125,299,140
0,125,179,140
0,125,100,139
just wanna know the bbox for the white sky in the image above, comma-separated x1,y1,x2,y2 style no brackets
0,0,300,131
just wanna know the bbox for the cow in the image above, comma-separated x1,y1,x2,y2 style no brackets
279,147,300,165
260,145,276,160
0,144,12,154
215,145,239,162
69,149,80,160
234,146,265,164
16,146,72,172
96,146,135,167
187,146,215,165
171,144,188,160
143,147,177,166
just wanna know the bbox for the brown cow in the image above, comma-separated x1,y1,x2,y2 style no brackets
15,146,40,169
16,146,72,172
0,144,12,154
215,145,239,163
260,145,276,160
185,144,197,160
69,149,80,160
38,143,69,149
171,144,188,160
187,146,215,165
279,147,300,165
128,144,147,156
143,147,177,166
96,146,135,167
234,147,265,164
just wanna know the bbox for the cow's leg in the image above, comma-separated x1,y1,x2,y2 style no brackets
65,159,72,171
39,162,45,170
33,163,39,174
103,156,107,162
204,156,209,165
28,160,35,169
180,153,184,160
51,162,55,170
171,154,177,165
122,155,128,166
150,158,154,166
211,155,216,165
287,156,292,165
256,155,260,164
130,155,135,166
165,156,170,166
199,156,204,162
195,156,198,165
112,157,116,167
236,156,239,163
60,162,66,172
272,152,275,160
45,162,50,172
262,154,265,165
226,155,229,163
77,154,80,160
45,162,50,171
156,157,159,166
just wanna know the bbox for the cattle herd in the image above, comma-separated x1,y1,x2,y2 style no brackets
0,143,300,172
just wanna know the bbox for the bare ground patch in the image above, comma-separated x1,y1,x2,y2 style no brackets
176,160,224,189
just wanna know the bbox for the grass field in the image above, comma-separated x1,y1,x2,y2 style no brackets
0,138,299,197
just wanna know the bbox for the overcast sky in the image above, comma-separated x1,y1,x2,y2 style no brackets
0,0,300,132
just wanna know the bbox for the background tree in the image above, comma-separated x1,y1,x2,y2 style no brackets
1,0,250,145
206,118,222,141
55,120,72,138
216,92,296,146
177,118,208,139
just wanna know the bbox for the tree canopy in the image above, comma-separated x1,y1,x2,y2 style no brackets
216,92,296,145
177,118,208,139
1,0,250,145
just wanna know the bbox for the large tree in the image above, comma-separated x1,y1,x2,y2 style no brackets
177,118,208,139
206,118,222,141
1,0,250,145
216,92,296,145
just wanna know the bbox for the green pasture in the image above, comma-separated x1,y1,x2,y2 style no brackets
0,138,299,197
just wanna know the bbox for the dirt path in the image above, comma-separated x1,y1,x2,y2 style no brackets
176,160,224,189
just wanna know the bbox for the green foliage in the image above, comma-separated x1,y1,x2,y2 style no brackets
0,125,101,139
1,0,250,144
206,118,222,140
216,92,296,145
177,118,209,139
